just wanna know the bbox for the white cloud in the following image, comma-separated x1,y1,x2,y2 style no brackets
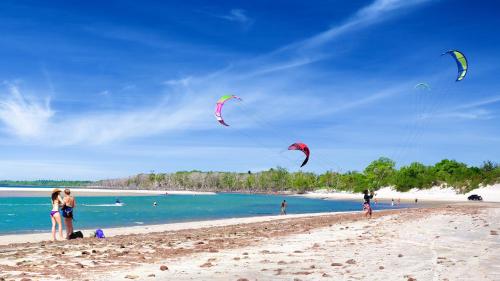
218,9,253,25
0,85,53,138
301,0,432,50
452,95,500,111
243,0,434,78
164,76,193,87
0,0,435,146
0,84,212,145
420,95,500,121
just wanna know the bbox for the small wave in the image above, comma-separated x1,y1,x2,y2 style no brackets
7,214,15,216
82,204,125,207
134,221,144,225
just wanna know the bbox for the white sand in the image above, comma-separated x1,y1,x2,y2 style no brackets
301,184,500,203
0,211,351,246
101,206,500,281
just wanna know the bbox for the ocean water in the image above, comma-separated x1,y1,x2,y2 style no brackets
0,193,402,234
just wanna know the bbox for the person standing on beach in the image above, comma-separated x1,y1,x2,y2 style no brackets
280,200,287,215
415,198,418,204
363,189,375,219
62,189,76,239
363,190,374,219
50,189,64,241
391,198,394,206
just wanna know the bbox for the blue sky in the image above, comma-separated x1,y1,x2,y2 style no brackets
0,0,499,180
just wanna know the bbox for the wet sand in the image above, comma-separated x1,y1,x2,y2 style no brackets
0,203,498,281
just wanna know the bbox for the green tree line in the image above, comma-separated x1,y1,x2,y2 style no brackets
0,180,93,187
95,158,500,194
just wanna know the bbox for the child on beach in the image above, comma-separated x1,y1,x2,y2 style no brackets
50,189,64,241
62,189,76,239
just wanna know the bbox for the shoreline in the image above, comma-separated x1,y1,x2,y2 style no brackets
2,184,499,202
1,203,498,280
0,210,366,246
0,187,216,197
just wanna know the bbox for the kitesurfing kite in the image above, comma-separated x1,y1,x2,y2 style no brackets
288,142,310,167
442,50,468,81
414,83,431,90
215,95,242,126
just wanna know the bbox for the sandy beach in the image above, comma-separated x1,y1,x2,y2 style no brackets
0,203,498,281
300,184,500,203
0,187,216,197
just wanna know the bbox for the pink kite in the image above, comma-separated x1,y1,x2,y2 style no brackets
215,95,242,126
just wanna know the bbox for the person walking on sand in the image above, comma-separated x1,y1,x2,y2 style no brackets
62,189,76,239
280,200,287,215
50,189,64,241
415,198,418,204
363,190,374,219
391,198,394,206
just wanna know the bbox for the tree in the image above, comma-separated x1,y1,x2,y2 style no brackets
338,171,366,193
393,162,433,192
364,157,396,190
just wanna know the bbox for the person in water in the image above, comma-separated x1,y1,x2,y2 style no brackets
280,200,287,215
363,190,375,219
50,189,64,241
62,189,76,239
153,201,157,207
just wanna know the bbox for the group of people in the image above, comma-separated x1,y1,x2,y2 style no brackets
363,190,420,218
50,188,76,241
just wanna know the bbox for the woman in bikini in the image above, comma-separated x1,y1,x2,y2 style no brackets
50,189,64,241
62,189,76,239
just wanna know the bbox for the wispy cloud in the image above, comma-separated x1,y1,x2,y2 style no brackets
0,84,53,138
453,95,500,111
245,0,434,77
313,0,432,47
425,109,495,120
0,0,435,146
164,76,193,87
217,9,253,25
421,95,500,120
0,84,212,145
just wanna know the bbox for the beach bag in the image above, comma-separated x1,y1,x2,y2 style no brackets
69,231,83,240
94,229,105,239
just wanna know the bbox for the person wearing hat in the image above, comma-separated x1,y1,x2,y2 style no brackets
50,188,64,241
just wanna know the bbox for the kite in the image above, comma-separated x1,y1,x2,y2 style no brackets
288,142,310,167
215,95,241,126
414,83,430,90
442,50,468,81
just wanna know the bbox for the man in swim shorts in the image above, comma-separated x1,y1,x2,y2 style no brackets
62,189,76,239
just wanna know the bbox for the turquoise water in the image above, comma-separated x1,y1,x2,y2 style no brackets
0,193,401,234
